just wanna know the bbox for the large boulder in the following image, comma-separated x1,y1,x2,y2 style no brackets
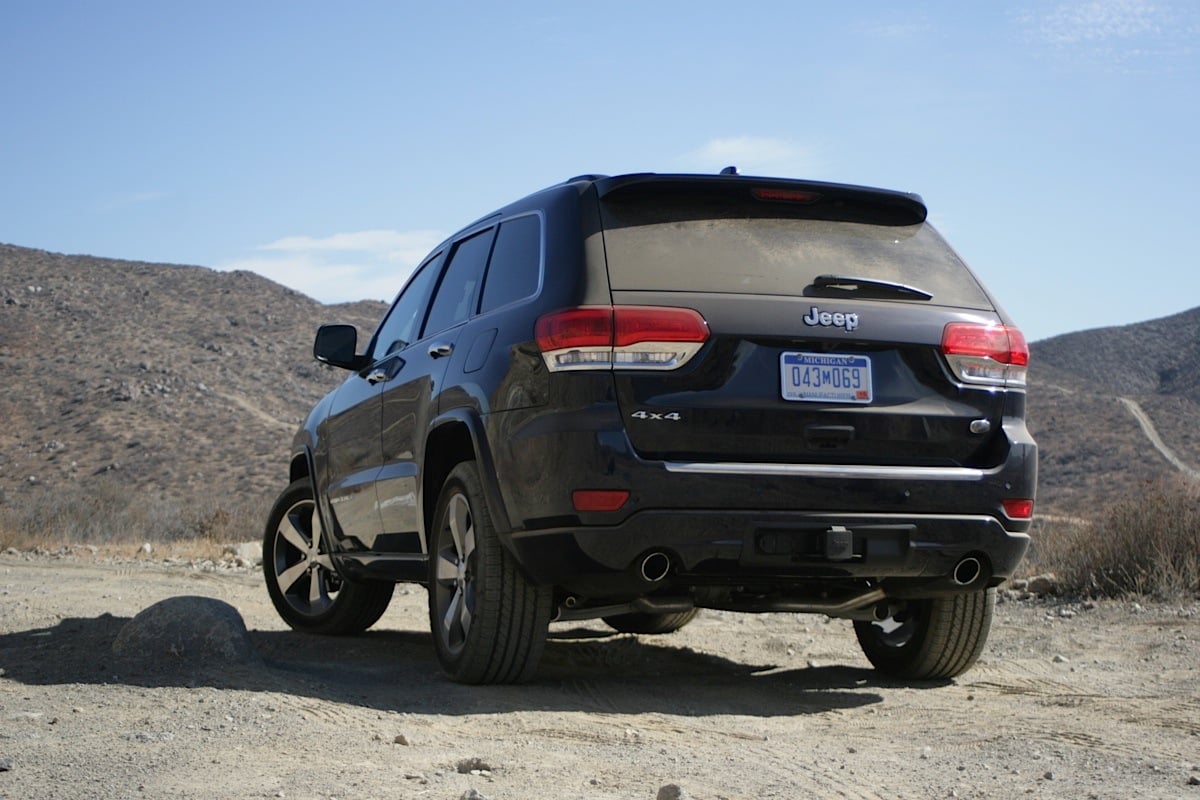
112,596,260,668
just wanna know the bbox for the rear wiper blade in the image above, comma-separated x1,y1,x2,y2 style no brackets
810,274,934,301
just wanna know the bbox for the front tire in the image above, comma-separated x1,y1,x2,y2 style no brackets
429,462,551,684
263,479,394,635
854,588,995,680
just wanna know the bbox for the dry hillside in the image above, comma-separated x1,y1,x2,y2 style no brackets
0,243,386,515
2,242,1198,523
1027,306,1200,514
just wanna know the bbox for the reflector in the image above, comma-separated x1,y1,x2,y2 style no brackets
572,490,630,512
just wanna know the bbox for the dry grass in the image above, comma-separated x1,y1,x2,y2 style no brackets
0,477,270,560
5,475,1200,601
1025,477,1200,599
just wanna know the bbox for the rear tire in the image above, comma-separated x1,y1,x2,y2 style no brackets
429,462,552,684
602,608,699,635
854,588,995,680
263,479,394,635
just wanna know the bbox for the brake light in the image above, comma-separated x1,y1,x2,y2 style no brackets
752,187,821,204
941,323,1029,387
1002,498,1034,520
536,306,709,372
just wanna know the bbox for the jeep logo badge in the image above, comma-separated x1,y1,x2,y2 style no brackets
802,306,859,332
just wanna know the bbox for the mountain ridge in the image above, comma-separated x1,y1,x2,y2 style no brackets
1,242,1196,521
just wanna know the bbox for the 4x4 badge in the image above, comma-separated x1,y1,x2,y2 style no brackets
631,410,682,421
803,305,859,332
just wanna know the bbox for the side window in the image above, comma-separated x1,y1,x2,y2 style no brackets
480,214,541,313
371,252,444,361
422,228,493,337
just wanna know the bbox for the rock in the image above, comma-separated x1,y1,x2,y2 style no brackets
112,596,260,669
657,785,691,800
233,542,261,565
1026,574,1058,595
456,757,494,774
139,542,153,556
393,734,411,746
459,791,490,800
1188,775,1200,786
1052,655,1070,664
0,757,12,771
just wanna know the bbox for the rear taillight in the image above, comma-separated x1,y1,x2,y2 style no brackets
941,323,1029,388
535,306,709,372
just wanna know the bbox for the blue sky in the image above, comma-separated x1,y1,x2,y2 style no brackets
2,1,1197,343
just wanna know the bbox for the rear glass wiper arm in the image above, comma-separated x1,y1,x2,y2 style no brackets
810,274,934,301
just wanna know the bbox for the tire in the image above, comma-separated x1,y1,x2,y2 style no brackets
602,608,700,635
854,588,995,680
428,462,552,684
263,479,394,635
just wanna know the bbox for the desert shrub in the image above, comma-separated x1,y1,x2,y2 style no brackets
0,477,271,549
1027,477,1200,599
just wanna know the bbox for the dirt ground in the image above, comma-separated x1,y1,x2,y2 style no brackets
1,552,1198,800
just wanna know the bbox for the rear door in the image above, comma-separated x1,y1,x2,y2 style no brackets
598,178,1008,468
376,227,495,539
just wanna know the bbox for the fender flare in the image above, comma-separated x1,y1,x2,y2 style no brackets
422,407,512,544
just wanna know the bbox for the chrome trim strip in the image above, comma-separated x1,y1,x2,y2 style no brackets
663,462,989,481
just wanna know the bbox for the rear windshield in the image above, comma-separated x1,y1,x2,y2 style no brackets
600,204,993,310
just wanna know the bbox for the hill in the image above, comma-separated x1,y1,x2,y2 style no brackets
0,243,386,521
1027,306,1200,514
1,242,1197,529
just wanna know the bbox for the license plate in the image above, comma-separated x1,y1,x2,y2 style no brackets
781,352,872,403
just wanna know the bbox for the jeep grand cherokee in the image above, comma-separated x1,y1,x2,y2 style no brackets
263,171,1037,684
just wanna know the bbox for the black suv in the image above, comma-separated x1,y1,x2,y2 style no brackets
263,171,1036,684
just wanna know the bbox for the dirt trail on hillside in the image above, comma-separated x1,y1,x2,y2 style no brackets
1119,397,1200,480
1,554,1198,800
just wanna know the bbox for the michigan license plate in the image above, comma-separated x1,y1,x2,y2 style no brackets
781,352,872,403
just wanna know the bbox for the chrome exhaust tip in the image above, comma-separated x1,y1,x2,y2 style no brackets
952,556,983,586
639,552,672,583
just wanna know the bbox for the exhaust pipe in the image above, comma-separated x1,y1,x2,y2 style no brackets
639,551,671,583
952,556,983,586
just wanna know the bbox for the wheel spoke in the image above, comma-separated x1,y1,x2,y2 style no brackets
277,560,309,594
458,591,473,635
278,516,309,553
462,520,475,562
442,585,464,640
309,567,325,606
435,549,459,583
448,494,471,558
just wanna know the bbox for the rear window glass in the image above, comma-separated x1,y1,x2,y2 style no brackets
600,205,992,310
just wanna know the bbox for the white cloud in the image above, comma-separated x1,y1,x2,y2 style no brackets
98,190,169,212
1015,0,1198,71
1028,0,1162,44
678,137,820,179
218,228,444,304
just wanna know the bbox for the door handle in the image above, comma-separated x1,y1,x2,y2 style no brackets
428,342,454,359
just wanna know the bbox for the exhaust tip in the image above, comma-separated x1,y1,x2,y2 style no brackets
639,552,672,583
953,556,983,586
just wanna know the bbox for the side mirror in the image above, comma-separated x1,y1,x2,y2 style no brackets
313,324,369,371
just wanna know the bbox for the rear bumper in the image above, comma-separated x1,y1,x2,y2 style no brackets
507,509,1030,600
491,404,1036,600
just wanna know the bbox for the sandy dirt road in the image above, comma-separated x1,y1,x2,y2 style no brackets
1,553,1198,800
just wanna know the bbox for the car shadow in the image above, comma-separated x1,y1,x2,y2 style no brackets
0,613,927,718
